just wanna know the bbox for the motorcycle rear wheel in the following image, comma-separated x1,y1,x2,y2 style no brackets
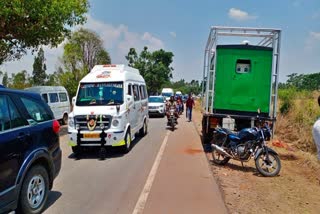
255,152,281,177
211,147,230,165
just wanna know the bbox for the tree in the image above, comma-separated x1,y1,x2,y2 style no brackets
8,70,31,89
126,47,174,94
60,28,111,97
63,28,111,74
32,48,47,86
284,72,320,91
0,0,89,64
2,72,8,87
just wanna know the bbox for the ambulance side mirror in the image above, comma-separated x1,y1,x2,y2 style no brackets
126,95,134,102
72,97,76,106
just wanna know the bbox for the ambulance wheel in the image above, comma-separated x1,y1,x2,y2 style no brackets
122,131,131,154
139,120,148,137
72,146,82,156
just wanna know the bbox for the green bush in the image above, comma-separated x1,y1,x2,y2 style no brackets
278,87,297,114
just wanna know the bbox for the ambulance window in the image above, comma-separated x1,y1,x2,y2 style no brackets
127,84,132,95
143,86,148,99
133,85,140,101
139,85,145,100
236,59,251,74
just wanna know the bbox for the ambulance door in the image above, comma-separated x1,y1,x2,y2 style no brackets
132,84,142,131
127,84,137,131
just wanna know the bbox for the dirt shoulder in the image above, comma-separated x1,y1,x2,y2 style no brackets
192,105,320,214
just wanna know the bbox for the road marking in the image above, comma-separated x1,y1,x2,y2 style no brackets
132,130,170,214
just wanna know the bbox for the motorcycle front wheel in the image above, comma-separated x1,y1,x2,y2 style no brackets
211,147,230,165
255,152,281,177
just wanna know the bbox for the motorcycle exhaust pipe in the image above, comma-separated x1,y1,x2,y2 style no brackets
211,144,232,158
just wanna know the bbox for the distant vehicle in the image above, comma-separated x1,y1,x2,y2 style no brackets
25,86,70,125
0,88,61,214
68,64,149,157
161,88,174,101
175,91,182,97
182,94,188,103
148,96,166,117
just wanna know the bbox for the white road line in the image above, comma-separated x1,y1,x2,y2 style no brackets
132,130,170,214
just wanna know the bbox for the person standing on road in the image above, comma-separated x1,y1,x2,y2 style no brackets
186,94,195,122
312,95,320,160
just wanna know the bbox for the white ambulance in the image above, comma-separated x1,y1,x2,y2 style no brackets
68,64,149,156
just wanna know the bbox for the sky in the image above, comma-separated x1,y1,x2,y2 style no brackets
1,0,320,83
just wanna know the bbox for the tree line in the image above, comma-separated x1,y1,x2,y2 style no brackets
0,0,204,98
279,73,320,91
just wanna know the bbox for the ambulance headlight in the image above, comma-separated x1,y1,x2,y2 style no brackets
68,117,75,128
112,119,119,127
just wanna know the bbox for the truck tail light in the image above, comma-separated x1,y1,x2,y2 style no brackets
210,118,220,128
53,120,60,134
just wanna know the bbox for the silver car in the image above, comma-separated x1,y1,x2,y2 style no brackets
148,96,166,117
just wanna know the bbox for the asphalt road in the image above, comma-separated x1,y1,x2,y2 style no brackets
44,116,168,214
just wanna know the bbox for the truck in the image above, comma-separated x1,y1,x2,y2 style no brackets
201,26,281,144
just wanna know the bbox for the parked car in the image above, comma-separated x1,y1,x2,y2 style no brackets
0,88,61,214
148,96,166,117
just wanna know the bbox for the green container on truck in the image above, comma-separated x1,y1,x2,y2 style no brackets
201,27,281,144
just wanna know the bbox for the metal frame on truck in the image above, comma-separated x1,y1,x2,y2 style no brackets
201,26,281,143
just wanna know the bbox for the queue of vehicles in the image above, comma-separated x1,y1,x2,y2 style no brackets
0,25,283,213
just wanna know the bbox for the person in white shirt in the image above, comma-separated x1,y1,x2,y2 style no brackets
312,95,320,160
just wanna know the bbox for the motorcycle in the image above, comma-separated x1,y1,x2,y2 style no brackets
210,121,281,177
167,107,177,131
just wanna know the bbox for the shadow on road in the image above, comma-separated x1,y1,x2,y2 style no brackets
43,190,62,212
67,134,144,160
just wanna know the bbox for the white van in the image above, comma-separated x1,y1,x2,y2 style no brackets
68,64,149,155
161,88,174,101
175,91,182,97
25,86,70,124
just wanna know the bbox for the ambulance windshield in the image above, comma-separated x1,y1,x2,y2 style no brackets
76,82,124,106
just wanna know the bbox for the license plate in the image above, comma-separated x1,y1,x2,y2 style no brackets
83,133,100,138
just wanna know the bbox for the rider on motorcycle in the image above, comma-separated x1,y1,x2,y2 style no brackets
166,95,179,125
